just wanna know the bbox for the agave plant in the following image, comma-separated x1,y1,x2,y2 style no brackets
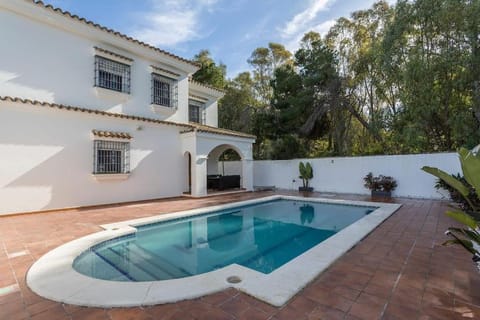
422,147,480,270
443,211,480,269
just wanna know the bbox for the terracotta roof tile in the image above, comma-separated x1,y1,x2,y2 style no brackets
94,47,133,63
189,94,210,102
151,65,181,78
0,96,255,140
187,123,256,139
0,96,190,128
189,79,225,95
30,1,199,68
92,130,132,139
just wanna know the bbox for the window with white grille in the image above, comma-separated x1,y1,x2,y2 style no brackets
189,99,206,124
93,140,130,174
151,74,178,108
94,56,131,93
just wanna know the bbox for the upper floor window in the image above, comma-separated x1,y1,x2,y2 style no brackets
151,74,178,108
95,56,131,93
93,140,130,174
189,99,206,124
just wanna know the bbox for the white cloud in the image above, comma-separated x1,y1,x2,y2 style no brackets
311,19,336,38
197,0,219,7
280,0,337,52
285,19,336,52
280,0,333,38
131,0,218,47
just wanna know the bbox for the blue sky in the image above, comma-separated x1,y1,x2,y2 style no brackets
44,0,394,78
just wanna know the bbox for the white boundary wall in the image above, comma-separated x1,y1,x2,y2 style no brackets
250,153,461,199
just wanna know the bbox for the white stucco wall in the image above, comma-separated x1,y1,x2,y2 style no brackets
188,81,222,127
252,153,461,199
0,2,249,215
219,161,243,175
0,102,187,215
0,4,198,124
205,101,218,127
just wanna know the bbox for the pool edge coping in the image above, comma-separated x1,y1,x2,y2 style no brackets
26,195,402,307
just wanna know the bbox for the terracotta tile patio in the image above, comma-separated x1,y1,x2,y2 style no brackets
0,191,479,319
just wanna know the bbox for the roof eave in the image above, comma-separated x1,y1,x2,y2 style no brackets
1,0,200,73
0,96,193,129
0,96,256,141
189,80,225,99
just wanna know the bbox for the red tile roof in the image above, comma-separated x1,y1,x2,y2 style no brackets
0,96,255,139
94,47,134,63
92,130,132,140
0,96,189,128
187,123,255,139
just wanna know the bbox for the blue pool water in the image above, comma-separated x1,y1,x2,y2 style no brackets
73,199,376,281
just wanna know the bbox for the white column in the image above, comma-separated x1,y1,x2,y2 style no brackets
192,155,208,197
242,158,254,191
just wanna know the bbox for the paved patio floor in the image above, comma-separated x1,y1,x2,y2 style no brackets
0,191,479,319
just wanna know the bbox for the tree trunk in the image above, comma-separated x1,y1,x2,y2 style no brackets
343,99,384,144
473,81,480,124
299,102,329,136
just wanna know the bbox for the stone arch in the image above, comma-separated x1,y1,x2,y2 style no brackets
206,144,243,192
181,132,254,197
206,144,245,161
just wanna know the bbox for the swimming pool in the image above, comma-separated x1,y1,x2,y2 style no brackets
26,195,401,307
73,199,376,281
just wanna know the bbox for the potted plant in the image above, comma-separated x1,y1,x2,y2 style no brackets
422,148,480,272
363,173,397,198
298,161,314,192
381,175,398,196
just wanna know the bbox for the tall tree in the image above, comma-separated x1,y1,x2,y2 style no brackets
248,43,292,105
221,0,480,159
269,32,350,157
326,1,394,153
219,72,258,133
191,50,227,89
465,0,480,126
383,0,480,151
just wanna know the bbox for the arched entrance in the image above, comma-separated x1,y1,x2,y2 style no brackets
180,129,254,197
207,144,243,193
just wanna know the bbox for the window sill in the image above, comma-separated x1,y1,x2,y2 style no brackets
92,173,130,181
94,87,130,101
150,104,176,116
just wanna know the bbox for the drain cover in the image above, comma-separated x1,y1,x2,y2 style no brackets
226,276,242,284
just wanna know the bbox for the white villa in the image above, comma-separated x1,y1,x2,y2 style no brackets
0,0,255,215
